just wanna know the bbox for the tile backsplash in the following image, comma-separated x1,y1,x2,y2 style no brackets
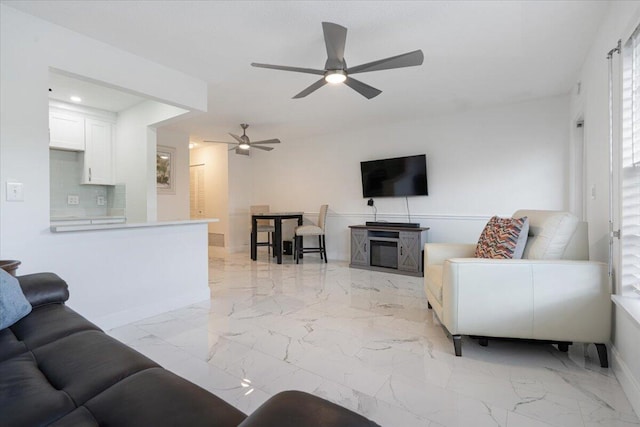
50,149,125,218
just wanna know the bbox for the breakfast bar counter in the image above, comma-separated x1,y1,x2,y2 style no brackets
50,218,218,233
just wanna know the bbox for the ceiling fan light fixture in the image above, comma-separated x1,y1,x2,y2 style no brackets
325,70,347,84
203,124,280,154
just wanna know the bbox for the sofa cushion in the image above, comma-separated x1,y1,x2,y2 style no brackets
0,327,27,363
0,352,76,427
33,330,159,406
0,269,32,329
18,272,69,307
513,210,579,260
475,216,529,259
10,303,101,350
84,367,247,427
238,390,380,427
49,407,99,427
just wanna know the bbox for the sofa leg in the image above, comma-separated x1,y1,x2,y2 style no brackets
478,337,488,347
427,301,432,309
595,343,609,368
453,335,462,356
558,342,569,352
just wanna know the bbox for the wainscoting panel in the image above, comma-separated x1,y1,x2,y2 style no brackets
227,210,490,261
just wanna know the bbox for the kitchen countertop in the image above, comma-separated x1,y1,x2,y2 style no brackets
50,218,218,233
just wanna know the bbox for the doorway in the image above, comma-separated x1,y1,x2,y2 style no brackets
190,164,206,219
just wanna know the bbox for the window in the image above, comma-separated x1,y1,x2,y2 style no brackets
621,26,640,295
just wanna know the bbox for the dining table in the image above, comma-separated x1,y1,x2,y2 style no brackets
251,212,304,264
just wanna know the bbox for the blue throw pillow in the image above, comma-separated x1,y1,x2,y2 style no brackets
0,269,32,329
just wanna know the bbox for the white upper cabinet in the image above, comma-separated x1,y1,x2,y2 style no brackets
81,118,114,185
49,102,117,185
49,111,85,151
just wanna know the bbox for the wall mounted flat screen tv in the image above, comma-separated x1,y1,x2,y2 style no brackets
361,154,428,198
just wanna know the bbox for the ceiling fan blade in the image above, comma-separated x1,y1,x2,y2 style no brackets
322,22,347,68
251,139,281,145
346,49,424,74
229,133,244,144
228,146,238,151
252,145,274,151
343,77,382,99
251,63,325,75
293,78,328,99
204,140,237,145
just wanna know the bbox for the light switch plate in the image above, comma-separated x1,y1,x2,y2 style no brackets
6,182,24,201
97,195,105,206
67,195,79,205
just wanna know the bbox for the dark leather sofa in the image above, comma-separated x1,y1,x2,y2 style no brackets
0,273,380,427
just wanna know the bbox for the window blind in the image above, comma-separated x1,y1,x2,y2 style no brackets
621,27,640,295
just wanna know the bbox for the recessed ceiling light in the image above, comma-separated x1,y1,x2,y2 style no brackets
70,96,82,103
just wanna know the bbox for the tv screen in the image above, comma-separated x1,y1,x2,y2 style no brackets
360,154,428,198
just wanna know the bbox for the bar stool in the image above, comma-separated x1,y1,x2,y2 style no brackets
294,205,328,263
250,205,275,255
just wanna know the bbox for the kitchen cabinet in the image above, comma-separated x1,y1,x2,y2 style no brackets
81,118,114,185
49,111,85,151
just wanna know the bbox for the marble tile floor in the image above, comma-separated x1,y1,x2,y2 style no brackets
108,252,639,427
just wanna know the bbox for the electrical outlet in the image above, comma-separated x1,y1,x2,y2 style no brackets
67,195,79,205
97,195,105,206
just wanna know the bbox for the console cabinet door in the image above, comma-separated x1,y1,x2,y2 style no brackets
49,111,85,151
82,118,114,185
350,229,369,266
398,232,420,272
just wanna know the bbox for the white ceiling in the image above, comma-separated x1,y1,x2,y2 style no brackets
4,0,609,144
49,71,145,112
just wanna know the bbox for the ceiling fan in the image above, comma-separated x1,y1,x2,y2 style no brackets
251,22,424,99
204,124,280,155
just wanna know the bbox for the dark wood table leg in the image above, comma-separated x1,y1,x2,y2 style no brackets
297,215,304,259
251,216,257,261
275,219,283,264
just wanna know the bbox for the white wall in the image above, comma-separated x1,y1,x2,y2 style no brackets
0,5,209,328
228,96,570,258
116,101,190,223
157,129,190,221
569,1,640,417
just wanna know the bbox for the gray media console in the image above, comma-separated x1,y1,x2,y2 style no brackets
349,224,429,277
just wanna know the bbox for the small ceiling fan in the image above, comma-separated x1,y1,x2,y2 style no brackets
251,22,424,99
204,124,280,155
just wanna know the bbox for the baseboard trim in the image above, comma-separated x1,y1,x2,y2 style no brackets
230,211,490,222
612,344,640,418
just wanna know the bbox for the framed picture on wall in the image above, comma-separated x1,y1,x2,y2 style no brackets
157,145,175,194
